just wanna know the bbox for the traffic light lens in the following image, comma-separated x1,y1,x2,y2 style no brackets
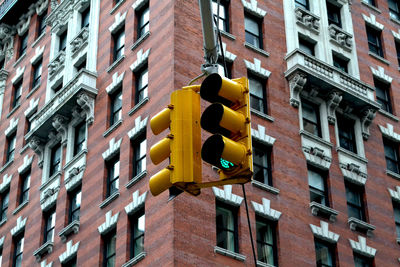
200,73,232,106
220,158,235,169
201,103,230,136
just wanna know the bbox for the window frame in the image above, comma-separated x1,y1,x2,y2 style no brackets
18,32,28,58
353,253,373,267
135,66,148,104
389,0,400,20
383,138,400,174
212,0,229,32
132,134,147,178
19,170,30,205
49,143,62,177
68,186,81,224
106,155,120,197
337,114,357,154
103,229,117,267
130,207,145,258
12,80,22,109
244,13,263,49
6,132,16,163
216,200,239,253
395,40,400,67
248,74,267,114
13,232,24,267
43,207,56,243
37,12,47,37
308,167,330,207
81,6,90,29
295,0,309,10
0,189,9,222
326,1,342,28
299,35,316,56
109,88,122,126
345,182,366,221
332,53,349,73
252,142,273,186
32,59,43,89
374,78,392,114
59,29,67,52
73,121,86,156
392,201,400,239
256,215,277,266
366,25,384,58
314,239,336,267
136,4,150,40
301,99,322,137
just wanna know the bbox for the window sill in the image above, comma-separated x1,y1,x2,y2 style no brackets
13,200,29,215
64,149,87,171
33,241,54,262
103,119,123,138
378,109,399,122
59,220,80,243
251,108,274,122
390,17,400,26
336,147,368,164
0,218,7,227
40,172,62,191
256,260,276,267
99,191,120,209
13,53,26,68
386,169,400,180
309,202,339,222
7,103,21,118
126,171,147,189
214,246,246,262
128,97,149,116
131,31,151,51
110,0,126,14
19,144,29,155
361,1,381,13
121,252,146,267
251,180,280,195
368,52,390,65
220,30,236,40
299,130,333,148
106,55,125,73
244,42,269,57
31,32,46,48
348,217,375,237
0,159,14,174
26,82,41,99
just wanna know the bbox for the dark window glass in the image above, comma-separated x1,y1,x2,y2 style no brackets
6,132,16,163
245,14,262,49
12,80,22,108
345,182,366,221
354,253,373,267
337,115,357,154
50,143,61,177
389,0,400,20
299,36,315,56
302,100,321,137
115,0,123,5
365,0,376,6
25,117,31,135
75,58,86,73
253,143,272,186
13,233,24,267
37,12,47,37
374,78,392,113
327,1,341,28
69,187,81,223
249,76,267,114
332,53,348,73
295,0,309,10
212,0,229,32
308,168,329,206
137,5,149,39
396,41,400,67
256,216,277,265
103,230,116,267
113,27,125,62
32,59,42,89
0,247,2,267
110,89,122,125
59,30,67,52
53,82,63,94
135,68,148,104
19,170,30,205
74,121,86,156
62,257,77,267
366,25,384,57
216,201,238,253
392,202,400,239
133,135,146,177
19,32,28,57
130,208,145,258
383,138,400,174
315,239,336,267
107,156,120,197
44,208,56,243
0,58,4,69
0,190,9,222
217,61,232,78
81,7,90,28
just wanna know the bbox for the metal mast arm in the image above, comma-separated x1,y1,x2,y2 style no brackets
199,0,218,74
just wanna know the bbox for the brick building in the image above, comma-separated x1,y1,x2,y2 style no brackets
0,0,399,266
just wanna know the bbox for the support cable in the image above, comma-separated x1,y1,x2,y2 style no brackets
242,184,257,267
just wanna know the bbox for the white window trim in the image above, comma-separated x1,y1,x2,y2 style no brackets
30,45,45,65
362,13,384,30
98,210,119,235
125,190,147,215
251,124,275,146
4,118,18,137
213,185,243,206
244,58,271,79
0,174,12,193
389,186,400,202
108,11,127,33
241,0,267,18
11,66,25,84
18,155,34,174
130,48,150,72
10,216,27,237
127,116,148,140
379,123,400,142
251,198,281,221
106,71,125,95
310,221,339,243
349,236,377,258
370,66,392,84
59,240,80,264
218,43,237,62
102,137,122,161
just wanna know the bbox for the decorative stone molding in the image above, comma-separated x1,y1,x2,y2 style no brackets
125,190,147,215
0,24,16,61
212,185,243,207
349,236,377,258
295,7,320,34
40,259,53,267
370,66,392,83
29,136,45,168
77,92,95,125
4,117,18,136
244,58,271,79
379,123,400,142
59,220,80,242
12,66,25,84
348,217,376,237
303,146,332,170
392,30,400,41
18,155,33,174
36,0,49,15
65,166,84,192
328,24,352,51
0,173,12,193
59,240,80,264
109,11,127,33
17,12,33,36
71,27,89,56
121,252,146,267
362,13,384,30
251,198,281,221
127,116,148,140
288,72,307,108
310,221,340,243
52,115,68,144
98,211,120,235
309,202,339,222
326,92,342,124
11,216,27,236
33,241,54,262
30,46,45,65
25,98,40,118
102,138,122,161
361,109,376,140
241,0,266,18
389,186,400,202
132,0,149,10
218,43,237,62
47,0,73,31
106,71,125,95
48,51,66,78
251,125,275,146
340,163,367,185
130,48,150,72
40,186,59,211
214,246,246,261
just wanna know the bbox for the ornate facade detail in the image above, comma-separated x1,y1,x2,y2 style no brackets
326,92,342,124
392,29,400,41
130,48,151,72
4,117,18,136
102,138,122,161
10,216,27,237
362,13,384,30
31,45,46,65
328,24,352,51
108,11,127,33
349,236,377,257
212,185,243,206
244,58,271,79
36,0,49,15
251,124,275,146
379,123,400,142
389,186,400,202
29,136,45,168
106,71,125,95
241,0,267,18
251,198,281,221
127,116,148,140
370,66,392,84
18,155,34,174
0,23,15,62
24,98,40,118
12,66,25,84
33,241,54,262
77,93,95,125
40,186,59,211
0,173,12,193
125,190,148,215
340,163,367,185
47,0,73,31
310,202,339,222
48,51,66,78
218,42,237,62
295,7,320,34
310,221,340,243
17,10,34,36
132,0,149,10
50,0,58,10
288,72,307,107
65,166,85,192
98,211,120,235
59,240,80,264
52,115,68,144
361,109,376,140
303,146,332,170
71,27,89,56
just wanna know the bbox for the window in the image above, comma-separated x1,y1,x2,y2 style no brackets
315,239,336,267
130,208,145,258
6,132,16,163
137,4,149,39
392,201,400,239
332,53,348,73
59,30,67,52
217,60,232,78
345,182,366,221
43,208,56,243
37,12,47,37
326,1,341,28
112,27,125,62
73,121,86,156
389,0,400,20
53,82,63,94
75,58,86,73
135,67,148,104
337,114,357,154
353,253,373,267
365,0,376,6
81,7,90,28
13,233,24,267
308,167,329,206
212,0,229,32
62,257,77,267
366,25,384,57
0,189,9,222
12,80,22,108
383,138,400,174
49,143,61,177
216,201,238,253
374,78,392,114
132,135,146,177
19,32,28,57
299,36,315,56
32,59,42,89
19,170,30,205
68,187,81,223
249,75,267,114
110,88,122,126
256,216,277,265
103,229,116,267
302,99,321,137
253,143,272,186
245,14,262,49
295,0,309,10
106,156,120,197
115,0,123,5
0,58,4,69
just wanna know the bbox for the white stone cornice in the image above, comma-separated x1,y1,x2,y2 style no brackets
106,71,125,95
40,259,53,267
109,12,127,33
40,187,59,211
241,0,267,18
18,155,34,174
244,58,271,79
17,13,32,36
370,66,392,83
130,48,150,72
349,236,376,258
310,221,339,243
251,125,275,146
36,0,49,15
127,116,148,140
125,190,147,215
389,186,400,202
11,66,25,84
98,211,119,235
379,123,400,142
251,198,281,221
30,45,45,65
102,137,122,161
25,98,40,118
218,43,237,62
0,174,12,193
213,185,243,206
59,240,80,264
392,30,400,41
4,117,18,137
132,0,149,11
11,216,27,236
362,13,384,30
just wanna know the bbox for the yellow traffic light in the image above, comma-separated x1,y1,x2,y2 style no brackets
149,86,201,196
200,73,253,180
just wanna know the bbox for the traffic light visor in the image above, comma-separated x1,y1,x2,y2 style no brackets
200,73,244,106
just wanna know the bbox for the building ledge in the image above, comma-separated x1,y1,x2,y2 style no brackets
128,97,149,116
214,246,246,262
103,119,123,138
126,171,147,189
244,42,269,57
110,0,126,15
368,52,390,65
390,17,400,26
99,191,120,209
121,252,146,267
348,217,375,237
221,30,236,40
13,53,26,68
31,32,46,49
378,109,399,122
7,103,20,118
251,180,280,195
12,200,29,215
257,260,276,267
387,170,400,180
59,220,80,243
27,83,41,99
309,202,338,222
131,31,151,51
0,218,7,227
33,241,53,262
361,1,381,13
337,147,368,164
107,55,125,73
251,108,274,122
0,159,13,174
